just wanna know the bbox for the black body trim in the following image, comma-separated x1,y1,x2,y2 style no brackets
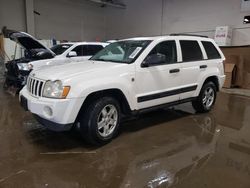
33,115,73,132
170,33,208,38
200,65,207,69
133,97,197,115
169,68,180,73
137,85,198,103
20,96,28,111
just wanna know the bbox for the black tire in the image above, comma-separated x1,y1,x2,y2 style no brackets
78,96,121,145
192,82,217,113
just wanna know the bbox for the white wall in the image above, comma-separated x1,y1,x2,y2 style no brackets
0,0,26,31
1,0,250,45
163,0,250,46
34,0,107,41
105,0,163,40
0,0,108,41
106,0,250,46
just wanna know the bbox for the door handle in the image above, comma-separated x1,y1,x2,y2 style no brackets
200,65,207,69
169,69,180,73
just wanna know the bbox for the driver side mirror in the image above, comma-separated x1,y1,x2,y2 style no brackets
67,51,77,58
141,53,166,68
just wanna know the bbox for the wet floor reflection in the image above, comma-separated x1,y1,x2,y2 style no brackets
0,88,250,187
120,114,220,188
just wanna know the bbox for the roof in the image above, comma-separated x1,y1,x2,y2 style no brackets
60,42,109,45
120,35,214,42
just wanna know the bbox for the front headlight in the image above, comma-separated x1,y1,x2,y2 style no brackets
17,63,33,71
43,80,70,99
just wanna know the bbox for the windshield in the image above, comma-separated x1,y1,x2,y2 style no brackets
90,40,152,64
50,44,73,55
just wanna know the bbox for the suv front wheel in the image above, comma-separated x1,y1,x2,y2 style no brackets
192,82,217,113
78,97,121,145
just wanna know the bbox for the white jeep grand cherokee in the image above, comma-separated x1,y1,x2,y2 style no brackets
19,34,225,145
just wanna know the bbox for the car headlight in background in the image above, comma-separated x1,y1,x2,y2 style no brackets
17,63,33,71
43,80,70,99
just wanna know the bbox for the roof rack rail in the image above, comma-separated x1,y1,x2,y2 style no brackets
170,33,208,38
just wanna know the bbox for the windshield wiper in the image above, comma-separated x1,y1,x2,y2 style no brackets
91,58,128,64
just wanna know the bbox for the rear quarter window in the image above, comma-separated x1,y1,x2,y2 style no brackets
180,40,203,62
202,41,221,59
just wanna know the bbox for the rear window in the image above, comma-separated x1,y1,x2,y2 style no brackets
180,40,203,62
202,41,221,59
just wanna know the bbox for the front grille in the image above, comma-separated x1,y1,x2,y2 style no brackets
27,77,45,97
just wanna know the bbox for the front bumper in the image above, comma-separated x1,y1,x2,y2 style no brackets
19,86,84,132
33,115,73,131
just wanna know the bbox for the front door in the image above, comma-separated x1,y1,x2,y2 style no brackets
135,40,182,110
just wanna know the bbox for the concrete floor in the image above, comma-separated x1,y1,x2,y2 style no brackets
222,88,250,98
0,87,250,188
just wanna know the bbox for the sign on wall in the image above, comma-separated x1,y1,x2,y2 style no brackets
241,0,250,12
214,26,233,46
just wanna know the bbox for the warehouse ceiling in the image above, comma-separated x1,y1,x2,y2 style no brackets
87,0,126,9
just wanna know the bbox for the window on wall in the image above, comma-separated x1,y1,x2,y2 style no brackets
180,40,203,62
202,41,221,59
146,41,177,64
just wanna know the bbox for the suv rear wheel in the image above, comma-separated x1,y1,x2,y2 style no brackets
78,97,121,145
192,82,217,113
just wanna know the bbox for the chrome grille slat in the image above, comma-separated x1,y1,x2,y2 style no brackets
36,81,41,96
28,77,32,92
39,81,43,96
31,80,35,94
34,80,38,96
30,79,34,94
27,77,45,97
30,78,32,91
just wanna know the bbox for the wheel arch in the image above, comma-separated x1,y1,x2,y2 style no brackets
77,89,132,120
202,76,219,91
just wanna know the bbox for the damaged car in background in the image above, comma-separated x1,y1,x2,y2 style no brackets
2,28,55,92
2,28,108,93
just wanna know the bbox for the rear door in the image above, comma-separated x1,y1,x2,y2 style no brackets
178,40,207,100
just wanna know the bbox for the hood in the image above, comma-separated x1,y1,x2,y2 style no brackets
2,28,55,56
32,60,128,81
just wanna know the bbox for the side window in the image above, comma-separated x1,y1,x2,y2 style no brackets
71,45,104,56
146,41,177,65
202,41,221,59
180,40,203,62
85,45,104,56
71,45,84,56
81,46,89,56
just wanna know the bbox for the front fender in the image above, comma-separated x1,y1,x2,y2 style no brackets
67,76,137,111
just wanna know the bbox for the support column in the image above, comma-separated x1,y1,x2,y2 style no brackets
25,0,35,35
